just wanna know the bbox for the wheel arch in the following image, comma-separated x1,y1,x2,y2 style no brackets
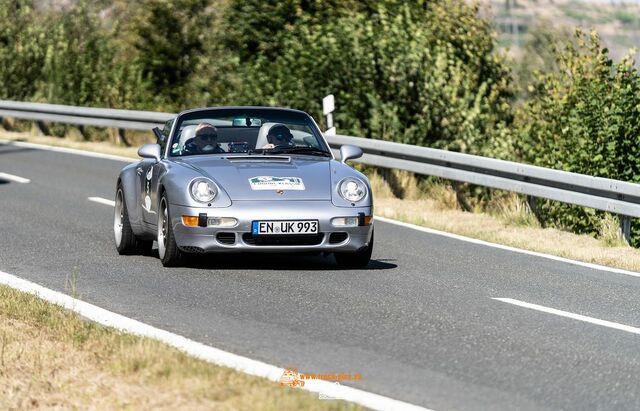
117,166,145,236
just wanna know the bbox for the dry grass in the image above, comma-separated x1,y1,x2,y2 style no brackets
486,193,540,228
0,285,360,410
598,213,628,248
369,172,640,273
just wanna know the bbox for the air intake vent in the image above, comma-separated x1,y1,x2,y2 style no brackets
216,232,236,245
329,232,348,244
227,156,290,163
242,233,324,246
182,246,205,254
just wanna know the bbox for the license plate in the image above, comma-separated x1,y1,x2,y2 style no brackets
252,220,319,235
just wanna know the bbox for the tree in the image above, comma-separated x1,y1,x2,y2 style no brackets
131,0,212,108
0,0,47,100
222,0,514,158
516,31,640,243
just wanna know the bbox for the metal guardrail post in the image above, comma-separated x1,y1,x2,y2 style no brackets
117,128,130,146
526,195,542,224
620,215,632,244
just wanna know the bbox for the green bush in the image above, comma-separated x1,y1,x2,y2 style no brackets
516,30,640,244
129,0,212,110
222,0,514,158
0,1,47,100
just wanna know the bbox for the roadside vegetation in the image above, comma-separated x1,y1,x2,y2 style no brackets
0,283,360,410
2,0,640,246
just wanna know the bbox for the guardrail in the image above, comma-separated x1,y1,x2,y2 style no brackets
0,99,637,241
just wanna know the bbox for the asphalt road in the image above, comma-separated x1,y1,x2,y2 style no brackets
2,140,640,410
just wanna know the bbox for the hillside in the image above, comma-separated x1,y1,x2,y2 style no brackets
479,0,640,61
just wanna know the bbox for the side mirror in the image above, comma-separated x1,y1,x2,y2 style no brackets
339,144,363,164
138,143,162,162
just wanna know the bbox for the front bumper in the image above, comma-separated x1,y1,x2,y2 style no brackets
170,200,373,253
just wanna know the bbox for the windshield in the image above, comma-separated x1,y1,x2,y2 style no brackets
168,108,330,157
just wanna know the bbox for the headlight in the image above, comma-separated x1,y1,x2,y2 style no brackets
189,178,217,203
338,178,367,203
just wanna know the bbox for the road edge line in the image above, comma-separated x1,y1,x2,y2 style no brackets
492,297,640,335
375,216,640,278
0,269,431,411
0,172,30,183
88,196,116,207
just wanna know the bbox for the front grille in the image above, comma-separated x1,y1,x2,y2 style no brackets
216,232,236,245
242,233,324,246
329,232,348,244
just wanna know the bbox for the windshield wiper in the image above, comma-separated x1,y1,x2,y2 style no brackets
268,146,332,157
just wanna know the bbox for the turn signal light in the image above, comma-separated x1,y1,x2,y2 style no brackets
181,215,199,227
331,217,358,227
363,215,374,226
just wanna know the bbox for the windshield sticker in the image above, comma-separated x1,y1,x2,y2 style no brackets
249,176,305,190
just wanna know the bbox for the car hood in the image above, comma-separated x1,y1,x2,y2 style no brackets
175,155,332,200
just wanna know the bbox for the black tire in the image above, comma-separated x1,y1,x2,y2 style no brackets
114,185,153,255
334,229,374,268
158,193,182,267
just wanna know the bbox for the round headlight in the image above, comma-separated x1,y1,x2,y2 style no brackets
339,178,367,203
190,178,217,203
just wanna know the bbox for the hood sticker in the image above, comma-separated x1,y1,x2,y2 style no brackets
249,176,305,191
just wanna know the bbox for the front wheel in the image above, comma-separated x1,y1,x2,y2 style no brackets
114,186,152,255
334,229,374,268
158,194,182,267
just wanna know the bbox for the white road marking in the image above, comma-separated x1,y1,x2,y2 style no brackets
376,216,640,278
0,270,431,411
0,172,30,183
88,197,115,207
493,298,640,335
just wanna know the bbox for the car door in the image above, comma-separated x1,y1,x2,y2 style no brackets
139,119,173,225
138,159,158,224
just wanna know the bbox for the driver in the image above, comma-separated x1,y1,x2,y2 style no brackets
262,124,295,149
184,123,225,154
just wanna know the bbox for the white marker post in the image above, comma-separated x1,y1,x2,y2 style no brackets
322,94,336,136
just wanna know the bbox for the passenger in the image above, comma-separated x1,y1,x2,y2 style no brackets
262,124,295,149
184,123,225,154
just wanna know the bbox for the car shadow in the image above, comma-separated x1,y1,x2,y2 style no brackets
146,249,397,271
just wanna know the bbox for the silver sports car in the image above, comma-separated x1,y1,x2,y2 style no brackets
113,107,374,267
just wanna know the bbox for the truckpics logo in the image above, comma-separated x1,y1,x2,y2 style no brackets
279,367,362,389
279,368,305,388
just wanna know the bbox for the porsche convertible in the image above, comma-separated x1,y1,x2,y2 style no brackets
113,107,374,267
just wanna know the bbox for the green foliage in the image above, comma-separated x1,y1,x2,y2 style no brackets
38,3,114,106
223,0,514,158
130,0,211,109
516,30,640,244
223,0,356,63
0,1,47,100
512,21,571,100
